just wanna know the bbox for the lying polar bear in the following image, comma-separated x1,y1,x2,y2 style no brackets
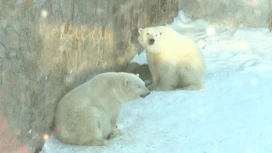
54,72,150,146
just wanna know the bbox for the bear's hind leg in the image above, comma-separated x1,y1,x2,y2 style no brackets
82,131,107,146
153,68,178,91
81,120,108,146
179,69,204,90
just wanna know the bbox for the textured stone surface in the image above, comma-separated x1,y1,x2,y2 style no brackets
179,0,271,28
0,0,179,152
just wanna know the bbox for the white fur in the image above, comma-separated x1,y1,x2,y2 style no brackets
138,26,206,91
54,72,150,146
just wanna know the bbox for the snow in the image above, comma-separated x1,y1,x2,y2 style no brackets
41,10,272,153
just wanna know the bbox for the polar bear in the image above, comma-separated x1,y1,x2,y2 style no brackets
138,26,206,91
54,72,150,146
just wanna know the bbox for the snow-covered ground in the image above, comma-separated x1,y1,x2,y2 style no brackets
41,11,272,153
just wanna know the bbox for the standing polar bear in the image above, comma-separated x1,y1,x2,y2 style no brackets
138,26,206,91
54,72,150,146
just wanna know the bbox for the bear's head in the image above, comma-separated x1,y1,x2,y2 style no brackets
120,73,150,102
138,27,163,54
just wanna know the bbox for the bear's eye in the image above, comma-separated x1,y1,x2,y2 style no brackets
160,32,162,35
146,33,149,35
138,86,141,88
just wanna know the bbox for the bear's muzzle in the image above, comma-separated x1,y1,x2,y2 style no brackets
140,91,150,98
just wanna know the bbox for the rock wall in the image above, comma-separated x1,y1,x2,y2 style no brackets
0,0,179,152
179,0,271,28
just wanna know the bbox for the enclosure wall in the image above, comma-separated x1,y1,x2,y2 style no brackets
0,0,179,152
179,0,271,28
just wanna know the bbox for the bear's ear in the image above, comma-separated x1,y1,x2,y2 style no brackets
138,28,143,34
136,73,140,77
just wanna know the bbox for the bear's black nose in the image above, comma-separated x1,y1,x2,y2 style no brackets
140,91,150,98
148,38,155,45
